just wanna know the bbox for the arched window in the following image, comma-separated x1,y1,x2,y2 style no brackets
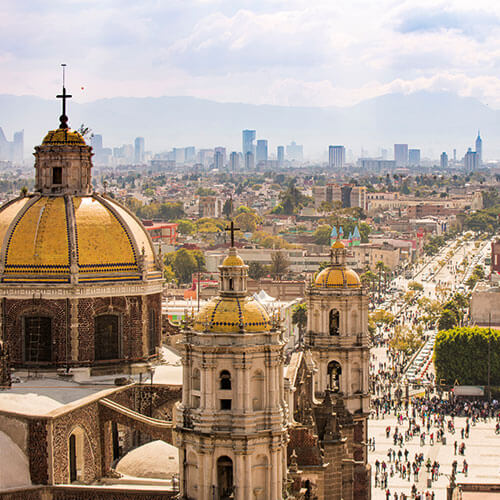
327,361,342,392
68,427,85,483
229,278,234,290
220,370,232,390
24,316,52,363
217,456,234,499
95,314,120,361
329,309,339,336
193,368,201,391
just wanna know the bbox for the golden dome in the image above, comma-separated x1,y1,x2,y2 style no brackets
314,267,361,288
193,296,271,333
222,254,245,267
0,194,160,284
332,239,345,249
42,129,86,146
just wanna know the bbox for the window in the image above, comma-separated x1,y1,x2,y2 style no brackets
192,368,201,391
229,278,234,290
220,399,232,410
220,370,232,390
52,167,62,185
327,361,342,392
24,316,52,362
329,309,339,336
95,315,120,361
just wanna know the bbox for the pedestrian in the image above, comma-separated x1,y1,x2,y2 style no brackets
454,440,457,454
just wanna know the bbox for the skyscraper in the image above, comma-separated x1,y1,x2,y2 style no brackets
214,147,226,170
245,151,255,170
91,134,103,151
286,141,303,161
328,145,345,168
408,149,420,166
464,148,478,172
277,146,284,163
134,137,145,163
242,129,256,156
12,130,24,163
230,151,239,171
394,144,408,167
440,152,448,169
256,139,268,163
475,131,482,166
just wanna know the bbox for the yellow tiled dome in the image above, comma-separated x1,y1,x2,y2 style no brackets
0,194,159,284
332,239,345,249
193,296,271,333
42,129,86,146
222,254,245,267
314,267,361,288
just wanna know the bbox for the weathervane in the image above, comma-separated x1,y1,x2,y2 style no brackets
225,220,240,247
56,63,72,129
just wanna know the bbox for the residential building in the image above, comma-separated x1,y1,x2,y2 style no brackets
199,196,223,218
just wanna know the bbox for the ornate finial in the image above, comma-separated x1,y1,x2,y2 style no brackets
225,220,240,247
56,64,72,130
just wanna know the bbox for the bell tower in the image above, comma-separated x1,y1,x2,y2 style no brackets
174,227,288,499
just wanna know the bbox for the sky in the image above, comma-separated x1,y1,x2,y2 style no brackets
2,0,500,108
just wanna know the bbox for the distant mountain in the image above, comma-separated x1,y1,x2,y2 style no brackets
0,91,497,160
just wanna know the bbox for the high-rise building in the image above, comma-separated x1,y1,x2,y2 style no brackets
184,147,196,162
230,151,239,171
328,145,345,168
408,149,420,166
256,139,268,163
173,147,185,164
91,134,103,151
12,130,24,163
286,141,303,161
464,148,478,172
277,146,284,164
245,151,255,170
214,147,226,169
440,152,448,169
242,129,256,155
475,131,482,166
134,137,145,163
453,149,457,163
394,144,408,167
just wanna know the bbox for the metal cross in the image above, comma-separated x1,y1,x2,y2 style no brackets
225,220,240,247
56,64,72,129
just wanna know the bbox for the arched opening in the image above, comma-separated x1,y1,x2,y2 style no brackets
329,309,339,336
219,370,232,390
251,370,264,410
327,361,342,392
217,456,234,499
95,314,120,361
68,428,85,483
24,316,52,363
52,167,62,185
229,278,234,290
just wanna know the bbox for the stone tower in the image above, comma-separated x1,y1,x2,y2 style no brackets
305,236,371,499
174,244,288,500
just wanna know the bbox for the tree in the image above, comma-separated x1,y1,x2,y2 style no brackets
389,324,424,355
313,225,332,245
248,262,268,280
408,281,424,292
270,251,290,280
222,199,233,218
292,303,307,344
171,249,197,283
438,309,459,331
235,211,261,232
163,264,177,284
176,220,196,235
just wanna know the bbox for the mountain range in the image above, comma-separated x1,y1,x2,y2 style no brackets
0,91,496,160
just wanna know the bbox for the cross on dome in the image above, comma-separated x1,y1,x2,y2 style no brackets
56,64,72,130
225,220,240,247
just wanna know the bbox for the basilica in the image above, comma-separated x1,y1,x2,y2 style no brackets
0,85,371,500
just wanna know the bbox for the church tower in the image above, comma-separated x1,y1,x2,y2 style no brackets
305,236,371,497
174,231,288,499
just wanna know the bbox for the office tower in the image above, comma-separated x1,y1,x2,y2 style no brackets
173,147,185,164
214,147,226,166
184,147,196,162
408,149,420,166
91,134,103,151
286,141,303,161
394,144,408,167
214,149,225,170
475,131,482,166
277,146,284,164
245,151,255,170
440,152,448,169
242,129,256,155
328,145,345,168
230,151,239,171
134,137,145,163
12,130,23,163
464,148,478,171
256,139,268,163
453,149,457,163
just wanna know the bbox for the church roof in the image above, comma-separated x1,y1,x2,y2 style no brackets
42,129,86,146
0,194,160,284
314,267,361,288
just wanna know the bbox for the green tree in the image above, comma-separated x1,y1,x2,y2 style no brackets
248,262,268,280
235,211,261,232
171,249,197,283
408,281,424,292
163,264,177,284
176,219,196,235
438,309,459,331
222,199,233,218
313,225,332,245
270,250,290,280
292,303,308,344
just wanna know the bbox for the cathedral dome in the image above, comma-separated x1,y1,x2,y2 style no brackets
193,296,271,333
42,129,86,146
222,253,245,267
314,267,360,288
0,194,160,284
